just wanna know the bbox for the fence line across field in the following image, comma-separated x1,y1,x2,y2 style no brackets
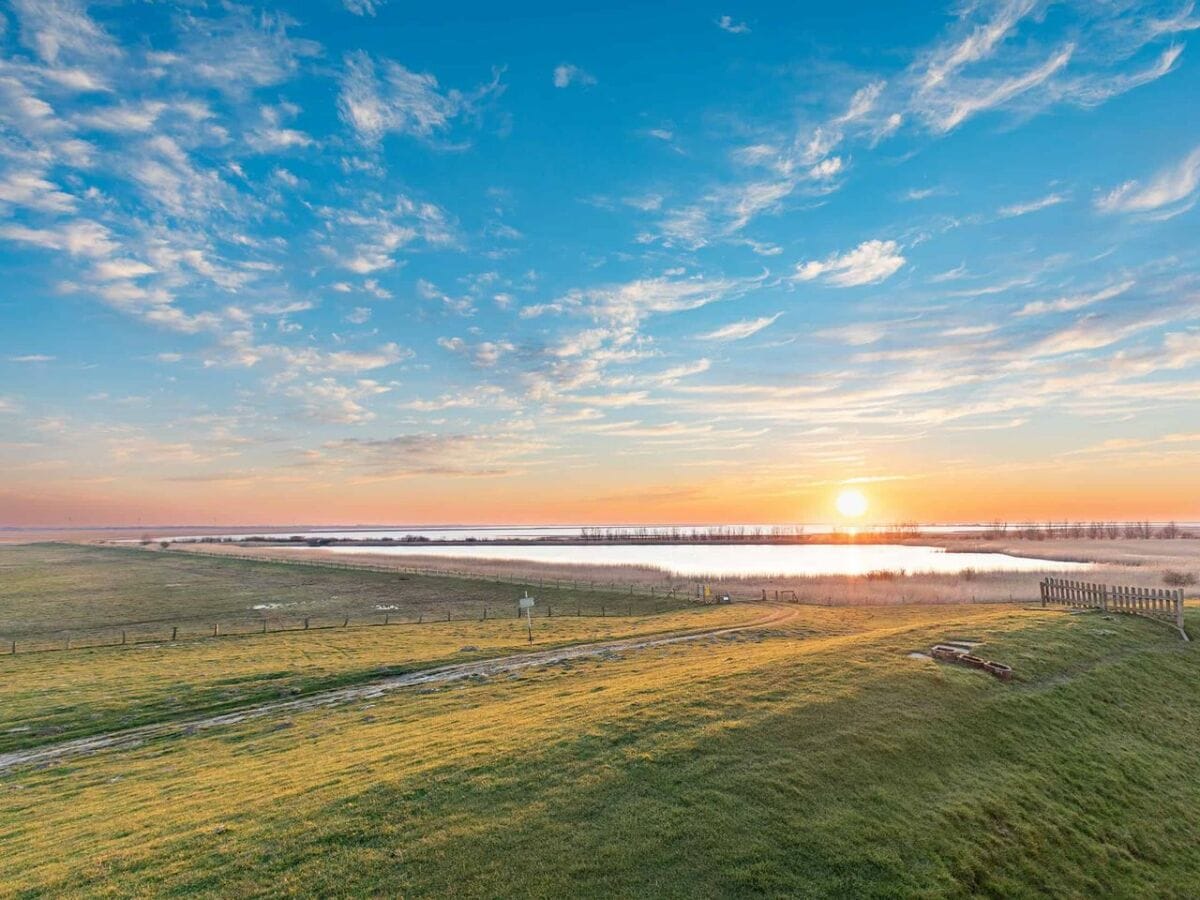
1,599,677,657
1040,577,1188,639
0,549,750,657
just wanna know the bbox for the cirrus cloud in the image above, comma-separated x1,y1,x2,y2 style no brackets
794,240,906,287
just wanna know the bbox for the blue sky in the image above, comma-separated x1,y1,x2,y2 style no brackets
2,0,1199,525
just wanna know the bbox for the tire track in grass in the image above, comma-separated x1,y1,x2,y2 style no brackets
0,605,799,774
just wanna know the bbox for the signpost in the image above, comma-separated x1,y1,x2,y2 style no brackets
518,591,535,643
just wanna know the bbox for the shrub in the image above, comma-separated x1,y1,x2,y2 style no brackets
1163,570,1197,587
864,570,901,581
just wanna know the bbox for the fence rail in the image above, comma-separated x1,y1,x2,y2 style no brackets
1040,577,1187,639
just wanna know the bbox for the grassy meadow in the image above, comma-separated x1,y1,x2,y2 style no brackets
0,600,754,756
0,544,679,646
1,543,1199,896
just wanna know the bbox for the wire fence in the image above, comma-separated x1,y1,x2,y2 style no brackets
0,548,756,657
0,600,690,657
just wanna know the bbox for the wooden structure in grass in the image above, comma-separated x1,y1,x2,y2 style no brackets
1040,577,1187,640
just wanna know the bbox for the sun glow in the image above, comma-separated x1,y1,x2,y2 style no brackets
836,488,869,519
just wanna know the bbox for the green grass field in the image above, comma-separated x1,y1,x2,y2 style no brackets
2,546,1199,896
0,544,678,644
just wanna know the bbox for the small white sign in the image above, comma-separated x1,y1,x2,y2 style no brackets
519,596,535,609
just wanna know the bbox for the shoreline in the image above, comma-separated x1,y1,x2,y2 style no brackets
158,541,1198,606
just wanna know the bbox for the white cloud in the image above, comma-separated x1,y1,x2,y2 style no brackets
247,103,315,153
338,50,498,144
272,167,301,188
438,336,514,367
794,239,906,287
91,258,155,280
652,359,710,383
553,64,596,88
0,169,76,213
319,429,541,479
0,219,116,257
10,0,122,65
1096,145,1200,215
172,8,321,92
288,378,390,424
346,307,372,324
74,102,165,133
716,15,750,34
696,313,782,341
1056,45,1184,107
131,135,228,217
343,0,384,15
907,3,1184,135
927,44,1075,133
1028,307,1185,357
836,81,885,123
322,194,454,273
814,323,890,346
918,0,1037,94
622,193,663,212
7,354,55,363
253,300,314,316
1015,280,1135,317
527,273,757,326
998,191,1067,217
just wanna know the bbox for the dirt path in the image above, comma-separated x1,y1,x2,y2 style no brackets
0,605,797,775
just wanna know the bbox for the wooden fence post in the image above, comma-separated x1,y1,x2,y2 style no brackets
171,626,177,641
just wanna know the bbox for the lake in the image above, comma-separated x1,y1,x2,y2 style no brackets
316,543,1091,578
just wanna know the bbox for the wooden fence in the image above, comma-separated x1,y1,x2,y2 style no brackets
1040,577,1187,639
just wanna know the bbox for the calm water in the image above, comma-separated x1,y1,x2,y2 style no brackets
163,522,1199,544
318,543,1091,578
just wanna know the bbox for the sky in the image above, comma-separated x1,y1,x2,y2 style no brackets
2,0,1200,527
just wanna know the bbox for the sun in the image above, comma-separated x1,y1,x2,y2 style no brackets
836,488,869,518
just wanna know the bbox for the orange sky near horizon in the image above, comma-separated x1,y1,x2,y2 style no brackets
4,457,1197,527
